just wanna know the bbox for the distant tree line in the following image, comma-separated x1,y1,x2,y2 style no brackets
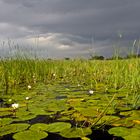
62,54,140,60
89,54,140,60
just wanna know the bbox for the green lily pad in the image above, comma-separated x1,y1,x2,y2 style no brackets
29,107,49,115
108,127,130,137
57,116,71,121
75,107,99,117
18,114,37,121
60,127,92,138
124,128,140,140
30,123,49,131
112,118,134,127
0,108,12,112
0,111,12,117
127,110,140,121
45,122,71,133
0,123,30,136
30,122,71,133
0,118,13,126
13,130,48,140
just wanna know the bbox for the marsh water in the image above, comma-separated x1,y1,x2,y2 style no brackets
0,83,140,140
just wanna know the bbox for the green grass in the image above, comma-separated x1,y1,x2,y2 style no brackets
0,57,140,95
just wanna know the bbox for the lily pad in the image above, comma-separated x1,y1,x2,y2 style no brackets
112,118,134,127
0,108,12,112
124,128,140,140
13,130,48,140
60,127,92,138
29,107,49,115
0,118,13,126
0,123,30,136
0,110,12,117
108,127,130,137
45,122,71,133
30,123,49,131
75,107,99,117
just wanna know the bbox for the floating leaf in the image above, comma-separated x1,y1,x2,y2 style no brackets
60,127,92,138
112,118,134,127
30,122,71,133
57,116,71,121
0,108,12,112
75,107,99,117
45,122,71,133
13,130,48,140
30,123,49,131
0,118,13,126
29,107,49,115
108,127,130,137
124,128,140,140
19,114,37,121
0,111,12,117
0,123,30,136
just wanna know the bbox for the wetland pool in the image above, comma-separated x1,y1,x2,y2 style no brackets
0,83,140,140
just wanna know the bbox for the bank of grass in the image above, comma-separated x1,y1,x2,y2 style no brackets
0,56,140,95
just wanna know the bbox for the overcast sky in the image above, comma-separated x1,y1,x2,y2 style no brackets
0,0,140,58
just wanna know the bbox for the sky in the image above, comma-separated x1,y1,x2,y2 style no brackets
0,0,140,58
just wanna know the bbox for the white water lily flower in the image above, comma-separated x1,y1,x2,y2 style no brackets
88,90,94,95
12,103,19,109
28,85,31,90
25,97,30,100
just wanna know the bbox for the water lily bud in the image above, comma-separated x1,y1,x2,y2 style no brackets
12,103,19,109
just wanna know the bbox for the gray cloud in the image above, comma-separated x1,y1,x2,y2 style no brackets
0,0,140,58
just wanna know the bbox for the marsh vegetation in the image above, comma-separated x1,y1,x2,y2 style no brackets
0,54,140,139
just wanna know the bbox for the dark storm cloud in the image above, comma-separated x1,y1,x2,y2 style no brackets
0,0,140,57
